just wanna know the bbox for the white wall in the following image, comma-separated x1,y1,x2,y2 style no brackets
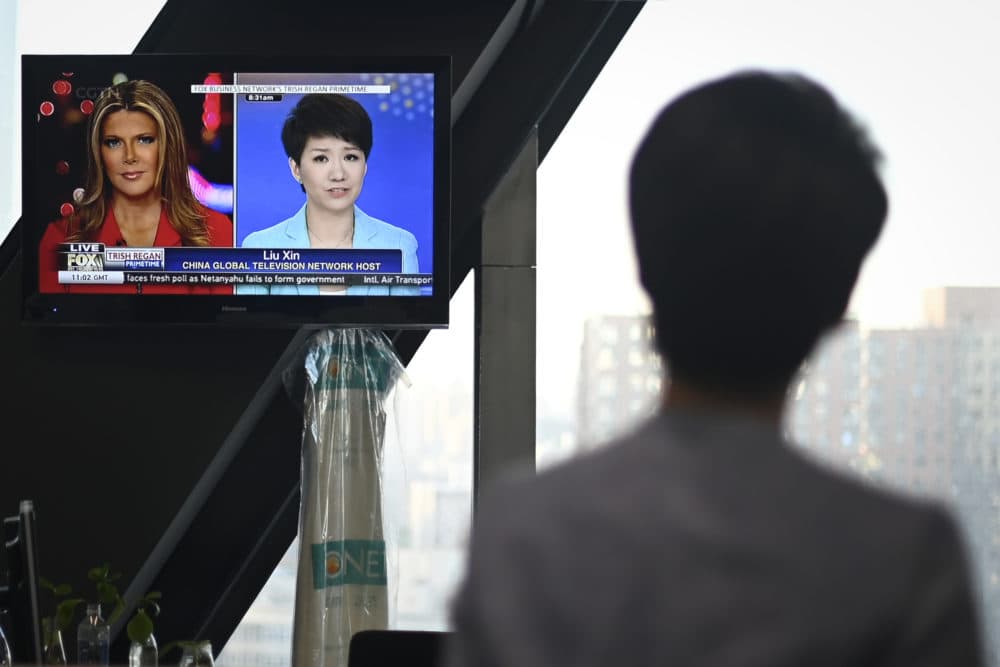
2,0,167,242
0,1,18,240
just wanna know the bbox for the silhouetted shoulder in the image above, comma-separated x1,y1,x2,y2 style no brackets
481,412,958,559
452,411,984,667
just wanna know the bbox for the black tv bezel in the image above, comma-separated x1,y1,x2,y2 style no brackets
20,53,450,328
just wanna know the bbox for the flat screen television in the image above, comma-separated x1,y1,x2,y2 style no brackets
21,54,450,327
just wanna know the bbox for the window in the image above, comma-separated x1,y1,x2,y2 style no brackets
536,2,1000,661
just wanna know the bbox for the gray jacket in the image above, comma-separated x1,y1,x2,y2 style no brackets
446,409,984,667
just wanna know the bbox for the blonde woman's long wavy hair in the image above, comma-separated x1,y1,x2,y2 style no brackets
68,79,210,246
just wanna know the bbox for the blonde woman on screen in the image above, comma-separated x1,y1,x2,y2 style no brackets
38,79,233,293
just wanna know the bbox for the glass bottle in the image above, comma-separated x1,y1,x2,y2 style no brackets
128,633,157,667
42,617,67,666
76,603,110,665
178,641,213,667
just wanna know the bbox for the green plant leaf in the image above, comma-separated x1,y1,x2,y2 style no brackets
144,591,162,601
39,577,55,591
55,598,84,632
126,609,154,644
87,567,104,581
54,583,72,596
97,581,119,605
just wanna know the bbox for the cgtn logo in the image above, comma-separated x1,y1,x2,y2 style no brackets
75,86,110,100
58,242,105,271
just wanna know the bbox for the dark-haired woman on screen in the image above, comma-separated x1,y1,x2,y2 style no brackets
238,93,419,295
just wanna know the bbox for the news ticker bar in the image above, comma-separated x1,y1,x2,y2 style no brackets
57,244,403,274
57,272,433,287
190,84,392,94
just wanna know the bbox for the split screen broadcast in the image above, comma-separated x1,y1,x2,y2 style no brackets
29,66,437,297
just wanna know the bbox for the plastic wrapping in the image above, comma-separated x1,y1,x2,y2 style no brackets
286,329,406,667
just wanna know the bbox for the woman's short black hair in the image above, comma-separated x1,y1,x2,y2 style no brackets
281,93,373,164
629,71,888,394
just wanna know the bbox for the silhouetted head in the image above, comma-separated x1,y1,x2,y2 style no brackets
629,71,887,396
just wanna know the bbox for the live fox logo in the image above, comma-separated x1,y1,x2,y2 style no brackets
58,243,105,270
64,253,103,270
66,243,102,252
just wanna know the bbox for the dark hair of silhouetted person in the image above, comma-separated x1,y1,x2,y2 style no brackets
629,71,888,394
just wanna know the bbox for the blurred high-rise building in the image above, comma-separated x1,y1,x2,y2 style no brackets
924,287,1000,328
576,315,662,448
788,322,864,472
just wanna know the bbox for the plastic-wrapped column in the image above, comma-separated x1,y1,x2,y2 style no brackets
291,330,404,667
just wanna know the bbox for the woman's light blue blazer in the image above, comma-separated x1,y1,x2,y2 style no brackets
237,203,420,295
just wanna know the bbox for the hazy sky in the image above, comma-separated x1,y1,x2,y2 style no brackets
5,1,1000,420
537,0,1000,417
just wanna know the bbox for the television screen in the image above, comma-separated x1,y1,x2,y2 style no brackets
21,54,450,327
